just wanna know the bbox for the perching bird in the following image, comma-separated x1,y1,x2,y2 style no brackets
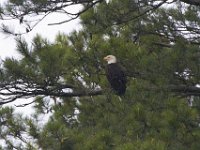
104,55,127,95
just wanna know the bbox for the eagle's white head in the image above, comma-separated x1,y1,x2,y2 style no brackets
103,55,117,64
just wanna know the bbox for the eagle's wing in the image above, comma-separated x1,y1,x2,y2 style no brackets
105,63,127,95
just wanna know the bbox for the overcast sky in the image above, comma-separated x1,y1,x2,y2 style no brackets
0,1,81,115
0,0,81,59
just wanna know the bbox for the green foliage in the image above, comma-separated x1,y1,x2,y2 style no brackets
0,0,200,149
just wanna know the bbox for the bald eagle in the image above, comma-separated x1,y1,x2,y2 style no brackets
104,55,127,95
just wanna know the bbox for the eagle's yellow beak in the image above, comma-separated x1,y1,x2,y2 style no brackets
103,56,108,61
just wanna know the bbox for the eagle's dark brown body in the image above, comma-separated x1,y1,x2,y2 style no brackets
105,63,127,95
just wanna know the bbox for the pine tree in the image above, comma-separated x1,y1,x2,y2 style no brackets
0,0,200,149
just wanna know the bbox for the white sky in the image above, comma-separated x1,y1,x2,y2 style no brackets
0,13,81,59
0,1,81,115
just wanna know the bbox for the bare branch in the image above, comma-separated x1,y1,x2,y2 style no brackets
48,0,103,25
0,0,103,35
14,100,36,107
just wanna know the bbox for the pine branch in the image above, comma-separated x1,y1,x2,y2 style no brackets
0,0,103,35
180,0,200,6
0,80,103,105
48,0,103,25
169,85,200,96
0,75,200,106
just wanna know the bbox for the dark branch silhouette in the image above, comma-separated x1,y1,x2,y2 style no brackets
0,80,103,105
0,70,199,106
1,0,199,35
180,0,200,6
0,0,103,35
